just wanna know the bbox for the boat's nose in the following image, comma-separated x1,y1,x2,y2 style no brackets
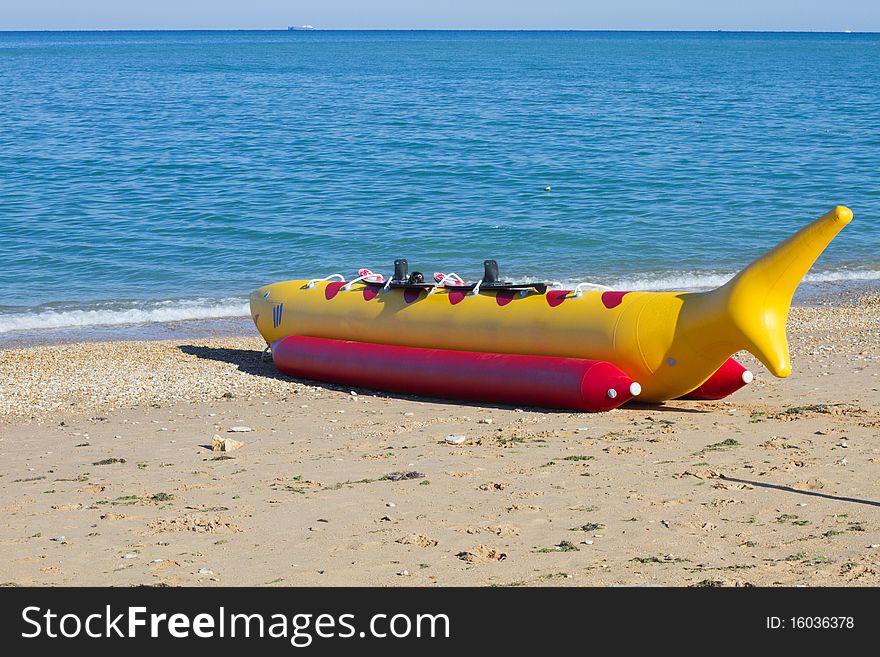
249,285,276,338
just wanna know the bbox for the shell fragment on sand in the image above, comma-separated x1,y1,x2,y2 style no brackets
212,435,244,452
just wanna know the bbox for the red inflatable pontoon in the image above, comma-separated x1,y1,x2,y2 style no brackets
272,336,641,412
680,357,753,400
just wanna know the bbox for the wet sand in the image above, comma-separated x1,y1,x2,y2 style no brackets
1,300,878,587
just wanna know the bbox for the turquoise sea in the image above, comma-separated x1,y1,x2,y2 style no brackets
0,30,877,343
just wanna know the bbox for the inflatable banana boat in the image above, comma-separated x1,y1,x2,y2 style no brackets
250,207,852,410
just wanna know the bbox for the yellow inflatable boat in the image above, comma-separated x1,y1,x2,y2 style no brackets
250,206,852,403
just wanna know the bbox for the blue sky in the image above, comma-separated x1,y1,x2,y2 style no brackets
2,1,877,31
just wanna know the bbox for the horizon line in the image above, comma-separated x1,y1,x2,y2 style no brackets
0,27,875,33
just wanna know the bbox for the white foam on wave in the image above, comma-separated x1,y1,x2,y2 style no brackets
0,297,250,334
618,269,880,291
529,268,880,292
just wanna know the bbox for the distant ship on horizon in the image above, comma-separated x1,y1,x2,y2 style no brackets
288,25,316,31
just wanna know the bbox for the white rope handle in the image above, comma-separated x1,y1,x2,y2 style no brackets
470,279,483,296
305,273,345,289
573,281,613,297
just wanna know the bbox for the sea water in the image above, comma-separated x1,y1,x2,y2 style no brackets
1,30,878,343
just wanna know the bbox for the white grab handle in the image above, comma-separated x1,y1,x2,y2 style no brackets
305,273,345,289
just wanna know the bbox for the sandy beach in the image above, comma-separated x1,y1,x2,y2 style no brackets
1,298,878,587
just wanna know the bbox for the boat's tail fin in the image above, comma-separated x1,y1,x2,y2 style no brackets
707,206,852,377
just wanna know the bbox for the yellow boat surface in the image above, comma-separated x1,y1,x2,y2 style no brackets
250,207,853,402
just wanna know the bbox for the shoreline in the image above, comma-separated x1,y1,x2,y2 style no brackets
0,297,878,586
2,279,878,351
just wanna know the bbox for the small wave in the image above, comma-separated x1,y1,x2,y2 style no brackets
513,268,880,292
0,297,249,334
611,269,880,291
